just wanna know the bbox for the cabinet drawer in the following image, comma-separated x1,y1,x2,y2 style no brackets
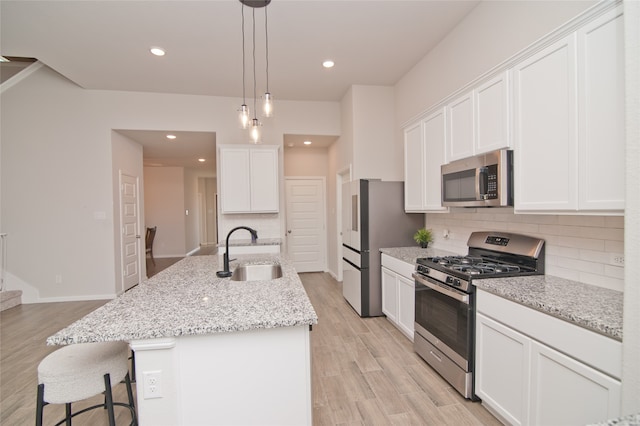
381,254,414,279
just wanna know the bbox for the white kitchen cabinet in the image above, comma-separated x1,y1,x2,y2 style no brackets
381,266,398,324
577,6,625,211
381,254,415,340
446,71,510,162
513,34,578,211
219,145,279,214
475,72,510,154
514,6,624,213
475,290,622,426
476,312,530,426
403,108,448,213
447,91,474,161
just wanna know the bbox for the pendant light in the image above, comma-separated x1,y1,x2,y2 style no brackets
238,0,272,142
238,5,250,129
262,4,273,117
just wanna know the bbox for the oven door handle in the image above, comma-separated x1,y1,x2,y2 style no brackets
413,273,469,304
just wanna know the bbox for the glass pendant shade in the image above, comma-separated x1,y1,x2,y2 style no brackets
250,118,261,143
239,104,250,129
263,92,273,117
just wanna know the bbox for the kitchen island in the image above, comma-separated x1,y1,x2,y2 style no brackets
47,254,318,426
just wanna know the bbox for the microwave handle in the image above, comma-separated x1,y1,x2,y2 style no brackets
477,167,489,200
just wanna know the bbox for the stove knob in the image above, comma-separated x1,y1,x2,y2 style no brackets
453,279,461,287
446,276,453,284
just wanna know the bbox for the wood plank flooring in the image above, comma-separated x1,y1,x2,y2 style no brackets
1,265,501,425
301,272,501,425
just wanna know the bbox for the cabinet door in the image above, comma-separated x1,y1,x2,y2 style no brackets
422,108,448,212
403,121,425,212
220,148,251,213
475,71,510,154
250,148,279,212
577,6,625,211
381,267,398,323
475,313,530,426
397,274,415,340
447,91,475,161
530,340,621,425
513,34,578,211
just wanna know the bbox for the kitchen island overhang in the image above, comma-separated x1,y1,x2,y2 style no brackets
47,254,318,426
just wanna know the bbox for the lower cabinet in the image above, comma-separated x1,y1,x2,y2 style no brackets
381,254,415,341
475,290,621,426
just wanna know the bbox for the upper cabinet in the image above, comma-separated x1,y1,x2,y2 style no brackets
447,71,511,162
219,145,279,214
514,5,624,214
404,108,448,213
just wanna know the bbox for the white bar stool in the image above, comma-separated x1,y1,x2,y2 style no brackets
36,341,137,426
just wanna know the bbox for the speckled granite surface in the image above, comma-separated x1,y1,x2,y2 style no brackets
379,247,623,341
217,238,282,248
474,275,623,341
47,254,317,345
589,413,640,426
379,246,459,265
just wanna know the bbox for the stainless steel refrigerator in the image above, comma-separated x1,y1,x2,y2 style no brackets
342,179,423,317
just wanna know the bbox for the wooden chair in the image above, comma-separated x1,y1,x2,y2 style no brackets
145,226,157,265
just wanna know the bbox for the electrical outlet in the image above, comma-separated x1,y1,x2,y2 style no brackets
609,253,624,267
55,274,62,284
143,370,163,399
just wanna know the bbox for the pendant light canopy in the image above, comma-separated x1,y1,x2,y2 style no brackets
238,0,273,143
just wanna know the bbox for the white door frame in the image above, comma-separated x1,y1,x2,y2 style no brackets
336,166,352,282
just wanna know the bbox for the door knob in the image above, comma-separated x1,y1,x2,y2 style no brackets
287,230,292,234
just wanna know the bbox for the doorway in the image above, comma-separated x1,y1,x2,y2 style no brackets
285,178,326,272
119,172,142,292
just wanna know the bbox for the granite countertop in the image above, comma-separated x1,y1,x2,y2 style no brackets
216,238,282,248
379,246,459,265
379,246,623,341
589,413,640,426
47,254,317,345
474,275,623,341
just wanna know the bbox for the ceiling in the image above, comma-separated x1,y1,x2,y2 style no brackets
1,0,479,166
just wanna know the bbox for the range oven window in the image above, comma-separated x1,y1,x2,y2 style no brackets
415,281,473,361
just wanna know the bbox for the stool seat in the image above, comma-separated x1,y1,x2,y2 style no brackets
36,341,136,425
38,341,129,404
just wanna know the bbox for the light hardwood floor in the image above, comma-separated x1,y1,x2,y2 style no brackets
302,272,501,425
1,268,501,425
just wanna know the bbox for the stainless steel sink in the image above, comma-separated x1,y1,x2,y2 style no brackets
230,264,283,281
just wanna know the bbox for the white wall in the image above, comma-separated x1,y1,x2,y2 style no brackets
144,167,186,258
0,65,340,301
283,147,329,177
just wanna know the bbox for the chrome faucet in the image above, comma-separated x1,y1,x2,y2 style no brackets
216,226,258,278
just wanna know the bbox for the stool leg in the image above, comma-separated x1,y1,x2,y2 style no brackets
36,383,45,426
65,403,72,426
124,373,138,425
103,374,116,426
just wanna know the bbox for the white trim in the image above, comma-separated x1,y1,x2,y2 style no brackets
33,294,115,303
0,61,45,94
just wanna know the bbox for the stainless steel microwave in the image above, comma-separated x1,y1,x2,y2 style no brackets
441,149,513,207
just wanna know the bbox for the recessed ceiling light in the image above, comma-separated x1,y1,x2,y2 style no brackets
304,141,312,145
150,47,166,56
287,143,294,148
198,158,206,162
322,60,335,68
166,134,177,140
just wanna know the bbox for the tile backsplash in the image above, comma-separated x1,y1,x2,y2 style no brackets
426,208,624,292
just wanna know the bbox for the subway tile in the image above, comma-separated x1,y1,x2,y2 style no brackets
604,264,625,279
558,215,605,227
578,272,624,292
605,216,625,228
605,240,625,253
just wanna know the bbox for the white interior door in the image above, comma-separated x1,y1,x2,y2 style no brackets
120,173,142,291
285,178,326,273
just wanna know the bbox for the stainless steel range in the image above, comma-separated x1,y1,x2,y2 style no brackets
413,231,545,399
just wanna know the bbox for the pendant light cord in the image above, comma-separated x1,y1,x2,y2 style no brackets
265,5,269,93
241,4,246,104
252,7,257,119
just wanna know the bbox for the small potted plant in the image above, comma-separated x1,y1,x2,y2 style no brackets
413,228,434,248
